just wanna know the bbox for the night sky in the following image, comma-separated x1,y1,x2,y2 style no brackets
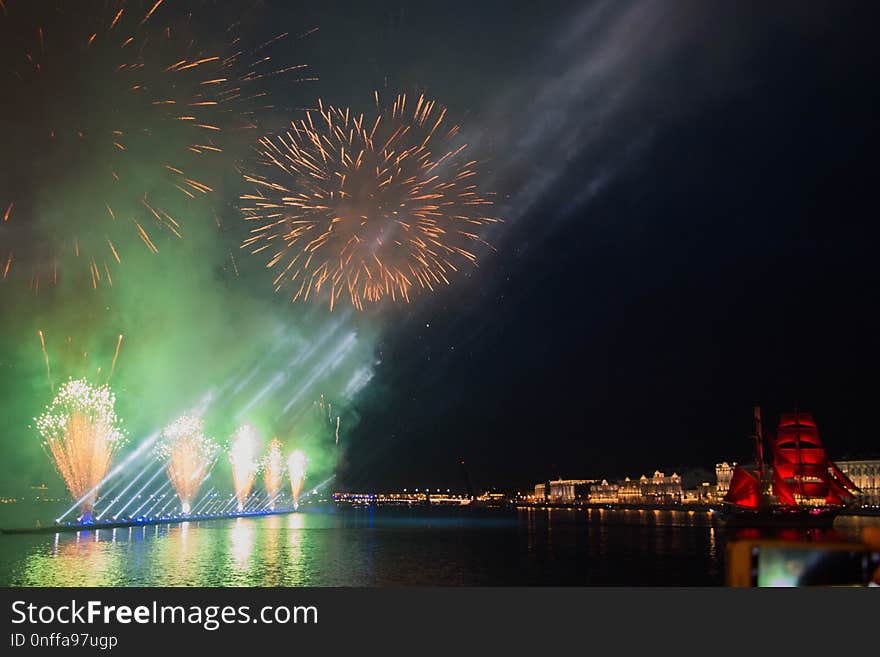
1,0,879,496
333,0,880,490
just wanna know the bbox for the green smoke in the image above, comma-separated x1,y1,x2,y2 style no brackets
0,1,380,500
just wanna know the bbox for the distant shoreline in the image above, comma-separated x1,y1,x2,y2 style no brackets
513,501,880,517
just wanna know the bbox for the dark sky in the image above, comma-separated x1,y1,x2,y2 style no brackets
295,0,880,491
2,1,879,496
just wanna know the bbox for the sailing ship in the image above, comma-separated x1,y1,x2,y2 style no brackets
721,406,860,527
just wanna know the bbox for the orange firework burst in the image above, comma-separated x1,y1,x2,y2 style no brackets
0,0,312,291
35,379,127,519
239,92,500,310
156,415,219,514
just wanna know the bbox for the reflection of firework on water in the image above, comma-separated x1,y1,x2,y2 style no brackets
156,415,218,514
240,92,500,310
287,450,307,509
35,378,126,520
262,438,285,510
0,0,312,290
228,424,262,512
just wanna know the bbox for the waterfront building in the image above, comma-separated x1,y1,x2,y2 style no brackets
714,462,736,498
682,482,715,504
614,471,682,504
547,479,595,503
534,483,547,501
836,459,880,506
590,480,619,504
333,491,472,506
617,477,642,502
642,471,682,503
530,479,597,503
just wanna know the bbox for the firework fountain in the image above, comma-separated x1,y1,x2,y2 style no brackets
156,415,218,515
263,438,285,510
287,450,307,510
35,378,127,522
228,424,262,512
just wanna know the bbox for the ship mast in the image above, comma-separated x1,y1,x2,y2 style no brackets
794,406,804,501
752,405,765,481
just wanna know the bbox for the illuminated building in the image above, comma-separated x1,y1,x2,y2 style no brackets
617,477,642,504
714,462,736,498
332,491,472,506
836,460,880,506
589,480,619,504
682,482,714,504
642,471,682,503
533,479,595,503
617,477,642,502
614,472,682,504
531,480,595,503
534,483,547,501
554,479,594,502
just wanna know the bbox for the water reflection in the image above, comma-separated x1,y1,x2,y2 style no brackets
19,530,124,586
230,518,255,570
1,508,877,586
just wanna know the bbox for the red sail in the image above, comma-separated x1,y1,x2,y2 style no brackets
770,411,859,506
724,467,760,508
772,468,796,505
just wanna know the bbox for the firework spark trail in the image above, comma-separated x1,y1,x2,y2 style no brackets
262,438,285,510
108,334,123,382
35,379,126,520
156,415,218,514
37,330,53,392
240,92,500,310
228,424,262,511
318,393,342,447
287,450,307,509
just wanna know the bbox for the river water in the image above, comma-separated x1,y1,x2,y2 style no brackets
2,506,877,586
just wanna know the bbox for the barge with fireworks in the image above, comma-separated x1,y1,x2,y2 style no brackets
720,407,860,527
0,505,311,536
